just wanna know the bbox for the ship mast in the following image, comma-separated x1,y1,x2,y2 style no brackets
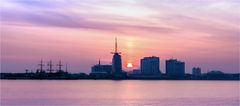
47,60,53,73
38,59,44,72
57,60,63,72
65,63,68,73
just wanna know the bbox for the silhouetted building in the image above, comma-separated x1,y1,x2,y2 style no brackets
207,70,224,75
90,60,112,78
91,60,112,74
133,69,141,74
192,67,201,76
111,38,122,75
166,59,185,76
140,56,161,75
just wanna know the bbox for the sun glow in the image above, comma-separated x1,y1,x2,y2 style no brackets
127,63,133,68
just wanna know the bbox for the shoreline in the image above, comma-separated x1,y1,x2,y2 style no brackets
1,73,239,81
1,78,239,81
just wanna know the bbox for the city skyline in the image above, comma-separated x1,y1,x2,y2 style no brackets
1,0,239,73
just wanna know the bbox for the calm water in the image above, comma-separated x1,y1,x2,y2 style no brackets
1,80,239,106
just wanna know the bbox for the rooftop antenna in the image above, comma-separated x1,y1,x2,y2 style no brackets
111,37,121,54
115,37,117,53
98,59,101,66
38,59,44,72
98,59,103,71
57,60,63,72
47,60,53,73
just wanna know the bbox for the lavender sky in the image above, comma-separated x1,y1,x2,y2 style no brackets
1,0,239,73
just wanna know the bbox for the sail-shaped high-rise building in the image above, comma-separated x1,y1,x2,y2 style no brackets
111,38,122,75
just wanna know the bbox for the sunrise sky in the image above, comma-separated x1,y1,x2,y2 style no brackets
1,0,239,73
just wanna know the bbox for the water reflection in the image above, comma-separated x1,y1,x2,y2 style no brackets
1,80,239,105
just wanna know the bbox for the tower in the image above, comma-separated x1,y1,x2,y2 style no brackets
111,37,122,74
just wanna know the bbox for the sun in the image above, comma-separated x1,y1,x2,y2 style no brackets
127,63,133,68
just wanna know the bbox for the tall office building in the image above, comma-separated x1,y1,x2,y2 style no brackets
111,38,122,74
140,56,161,75
166,59,185,76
